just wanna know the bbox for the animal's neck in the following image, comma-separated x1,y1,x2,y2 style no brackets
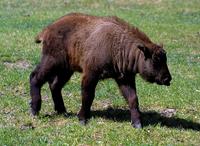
136,51,146,77
113,41,143,75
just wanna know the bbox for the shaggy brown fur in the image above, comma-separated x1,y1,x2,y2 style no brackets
30,13,172,128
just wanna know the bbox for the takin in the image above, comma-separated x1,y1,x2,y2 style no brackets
30,13,172,128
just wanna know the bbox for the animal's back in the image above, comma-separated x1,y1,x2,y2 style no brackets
36,12,139,46
36,13,117,68
35,13,101,71
35,13,97,44
36,13,152,73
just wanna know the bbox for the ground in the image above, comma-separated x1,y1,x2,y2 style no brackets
0,0,200,145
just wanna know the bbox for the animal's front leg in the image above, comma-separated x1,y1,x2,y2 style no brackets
116,78,142,128
30,56,56,116
78,72,98,125
30,65,42,116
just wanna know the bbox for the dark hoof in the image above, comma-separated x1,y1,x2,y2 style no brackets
55,106,67,114
57,111,68,117
132,122,142,129
29,100,41,116
79,119,87,126
134,123,142,129
30,108,39,116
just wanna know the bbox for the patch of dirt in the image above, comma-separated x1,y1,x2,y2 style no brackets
92,132,103,141
160,108,176,118
78,144,90,146
191,50,200,55
20,123,35,130
136,0,162,5
189,56,200,63
4,60,31,69
93,99,112,109
52,119,67,127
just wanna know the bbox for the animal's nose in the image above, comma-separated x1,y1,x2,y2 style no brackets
163,75,172,86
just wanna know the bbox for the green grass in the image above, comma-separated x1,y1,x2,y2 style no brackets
0,0,200,145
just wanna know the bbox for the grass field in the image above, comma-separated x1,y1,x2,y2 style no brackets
0,0,200,145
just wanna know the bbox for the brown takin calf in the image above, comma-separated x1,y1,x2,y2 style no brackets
30,13,172,128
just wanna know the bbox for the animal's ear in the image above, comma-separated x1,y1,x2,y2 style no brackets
159,43,163,48
137,43,152,59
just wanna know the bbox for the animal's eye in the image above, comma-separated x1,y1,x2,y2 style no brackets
153,55,160,63
162,50,166,55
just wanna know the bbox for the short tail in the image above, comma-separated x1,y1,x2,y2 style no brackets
35,32,43,43
35,29,47,44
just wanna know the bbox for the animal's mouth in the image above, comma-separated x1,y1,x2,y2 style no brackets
156,79,171,86
163,81,171,86
144,76,171,86
162,76,172,86
155,80,162,85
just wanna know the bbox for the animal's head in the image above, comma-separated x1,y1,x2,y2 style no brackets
137,43,172,86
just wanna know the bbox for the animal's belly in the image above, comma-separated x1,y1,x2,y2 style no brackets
71,65,83,72
99,68,115,79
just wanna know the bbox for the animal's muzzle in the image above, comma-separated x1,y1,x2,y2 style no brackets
162,75,172,86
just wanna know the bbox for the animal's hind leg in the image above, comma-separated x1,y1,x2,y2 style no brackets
30,56,56,116
48,71,73,114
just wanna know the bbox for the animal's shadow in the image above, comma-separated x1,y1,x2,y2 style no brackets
90,107,200,131
44,107,200,131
